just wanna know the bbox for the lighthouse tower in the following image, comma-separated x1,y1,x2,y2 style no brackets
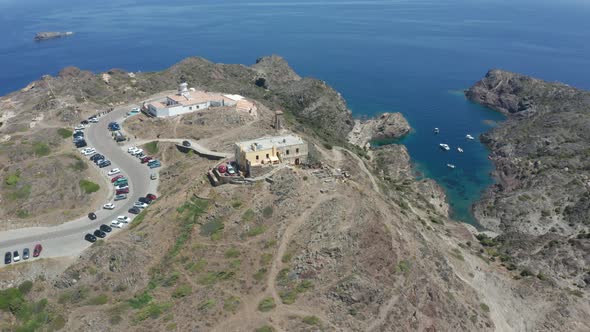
178,82,190,98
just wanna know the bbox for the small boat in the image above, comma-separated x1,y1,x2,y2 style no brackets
439,143,450,151
466,134,475,140
457,147,464,153
447,163,456,169
434,127,439,134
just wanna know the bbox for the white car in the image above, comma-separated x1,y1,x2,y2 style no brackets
128,147,139,153
110,220,123,228
131,149,143,156
83,148,96,156
13,251,20,262
80,147,93,154
134,202,148,209
107,168,121,176
117,216,131,223
89,118,99,123
103,203,115,210
115,184,128,190
74,125,85,131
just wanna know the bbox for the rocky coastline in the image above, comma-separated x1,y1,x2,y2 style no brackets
347,112,411,148
466,69,590,289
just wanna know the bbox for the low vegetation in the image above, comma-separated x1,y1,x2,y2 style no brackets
79,179,100,194
32,142,51,156
258,297,276,312
145,141,159,154
57,128,73,138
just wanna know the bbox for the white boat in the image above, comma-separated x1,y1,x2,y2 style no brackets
447,163,456,169
439,143,450,151
434,127,439,134
466,134,475,140
457,147,464,153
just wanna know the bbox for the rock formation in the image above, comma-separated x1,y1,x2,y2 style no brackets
347,112,411,147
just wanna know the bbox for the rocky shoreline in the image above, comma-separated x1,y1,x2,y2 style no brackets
466,69,590,289
347,112,411,148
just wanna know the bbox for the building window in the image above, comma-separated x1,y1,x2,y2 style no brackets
256,155,259,160
189,107,193,110
266,153,270,159
296,148,299,153
286,150,290,155
197,105,200,109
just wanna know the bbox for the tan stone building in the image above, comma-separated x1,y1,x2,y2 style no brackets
235,135,308,176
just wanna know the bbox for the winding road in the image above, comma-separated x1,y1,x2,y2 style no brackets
0,108,156,264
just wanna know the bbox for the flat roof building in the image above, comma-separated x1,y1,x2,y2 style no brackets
235,135,308,177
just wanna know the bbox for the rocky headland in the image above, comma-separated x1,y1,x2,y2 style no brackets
347,112,411,148
467,69,590,290
34,32,74,41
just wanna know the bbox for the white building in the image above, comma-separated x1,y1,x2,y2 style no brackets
147,83,257,118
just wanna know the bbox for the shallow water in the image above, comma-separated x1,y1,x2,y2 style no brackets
1,0,589,226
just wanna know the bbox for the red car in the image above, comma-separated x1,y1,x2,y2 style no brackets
116,188,129,195
218,164,227,173
146,193,157,200
33,244,43,257
141,156,153,164
111,175,124,183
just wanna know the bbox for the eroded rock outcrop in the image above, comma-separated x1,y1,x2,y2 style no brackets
347,112,411,147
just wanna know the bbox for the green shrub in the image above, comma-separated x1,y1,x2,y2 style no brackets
17,281,33,295
254,268,267,281
79,179,100,194
145,141,159,154
224,247,240,258
198,299,215,311
128,292,152,309
16,209,29,219
87,294,109,305
258,297,275,312
57,128,73,138
134,302,172,321
231,200,242,208
295,280,314,293
5,172,20,186
200,218,224,238
262,206,274,219
396,260,411,273
223,296,240,313
241,209,255,222
7,184,31,201
520,269,533,277
279,290,297,304
32,142,50,156
302,316,320,325
255,326,274,332
247,225,266,237
172,285,192,299
323,143,333,150
480,303,490,313
197,271,234,286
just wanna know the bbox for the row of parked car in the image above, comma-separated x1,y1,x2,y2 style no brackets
73,115,101,148
4,244,42,265
127,146,161,169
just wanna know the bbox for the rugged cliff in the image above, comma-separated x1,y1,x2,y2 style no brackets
467,69,590,290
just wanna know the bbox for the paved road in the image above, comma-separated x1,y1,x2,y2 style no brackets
129,138,232,159
0,108,156,265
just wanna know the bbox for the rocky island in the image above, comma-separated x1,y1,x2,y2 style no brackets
0,58,588,331
34,31,74,41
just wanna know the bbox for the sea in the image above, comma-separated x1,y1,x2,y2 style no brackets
1,0,589,226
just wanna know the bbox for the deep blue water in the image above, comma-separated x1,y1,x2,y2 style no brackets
1,0,589,226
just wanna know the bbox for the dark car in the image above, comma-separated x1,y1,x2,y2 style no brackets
73,132,84,138
138,197,152,205
22,248,30,260
146,193,157,201
141,156,153,164
33,244,42,257
90,154,103,161
99,160,111,168
4,252,11,264
182,140,191,147
116,188,129,195
99,224,112,233
84,233,97,242
93,156,105,163
128,207,141,214
81,120,89,125
93,229,107,238
88,212,97,220
75,140,87,148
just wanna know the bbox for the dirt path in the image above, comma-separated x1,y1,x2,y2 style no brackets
333,147,380,193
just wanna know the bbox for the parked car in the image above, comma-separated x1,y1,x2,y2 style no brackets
93,229,106,238
128,146,138,153
132,149,144,156
13,251,20,262
116,188,129,195
100,224,112,233
111,175,125,182
150,173,157,180
128,207,141,214
149,161,161,169
134,201,148,209
114,178,128,186
115,136,126,142
227,164,236,175
117,216,131,223
136,152,145,159
91,154,104,162
182,140,191,147
99,160,111,168
88,212,97,220
107,168,121,176
138,197,152,205
146,193,157,200
22,248,30,260
33,244,42,257
141,156,152,164
89,117,99,123
110,220,123,228
218,164,227,173
4,252,11,264
84,233,97,242
81,120,89,125
103,203,115,210
114,194,127,201
74,125,85,131
80,147,93,154
75,140,87,148
115,184,128,190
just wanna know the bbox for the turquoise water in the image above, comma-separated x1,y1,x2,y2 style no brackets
1,0,589,226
